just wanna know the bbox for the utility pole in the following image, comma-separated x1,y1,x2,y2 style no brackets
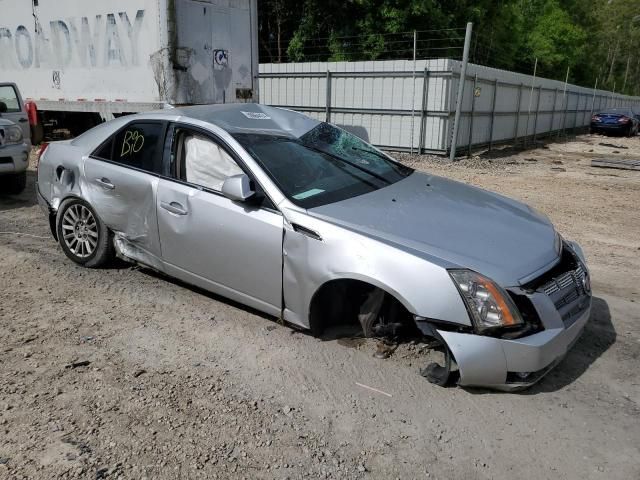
608,35,620,84
449,22,473,161
622,56,631,93
590,77,598,119
525,57,538,143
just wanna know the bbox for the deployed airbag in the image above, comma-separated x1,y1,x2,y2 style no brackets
184,135,242,191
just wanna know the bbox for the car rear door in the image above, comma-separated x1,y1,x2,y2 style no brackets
83,121,167,268
0,83,30,144
156,124,283,316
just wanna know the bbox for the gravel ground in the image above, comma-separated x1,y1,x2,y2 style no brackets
0,133,639,479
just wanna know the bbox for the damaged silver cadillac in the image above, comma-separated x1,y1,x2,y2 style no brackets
36,104,592,391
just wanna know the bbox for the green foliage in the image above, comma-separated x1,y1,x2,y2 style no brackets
527,1,587,74
258,0,640,94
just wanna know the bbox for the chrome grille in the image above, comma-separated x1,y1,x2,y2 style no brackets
541,265,585,296
540,264,589,327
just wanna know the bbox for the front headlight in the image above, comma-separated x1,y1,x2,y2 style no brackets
4,125,23,145
449,269,523,333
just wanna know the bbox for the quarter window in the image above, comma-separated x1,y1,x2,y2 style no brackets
93,122,164,174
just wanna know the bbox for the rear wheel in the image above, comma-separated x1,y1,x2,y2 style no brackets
56,198,114,267
0,171,27,195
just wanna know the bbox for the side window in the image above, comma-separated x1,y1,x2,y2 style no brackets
177,131,243,192
93,122,164,173
0,85,20,113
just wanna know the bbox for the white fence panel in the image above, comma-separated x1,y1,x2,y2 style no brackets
260,59,640,155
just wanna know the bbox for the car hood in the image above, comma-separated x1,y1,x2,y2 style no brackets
308,172,558,286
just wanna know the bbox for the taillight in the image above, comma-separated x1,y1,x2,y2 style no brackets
36,142,49,168
24,100,38,126
617,116,630,123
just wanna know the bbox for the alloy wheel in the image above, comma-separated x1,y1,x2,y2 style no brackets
61,204,99,258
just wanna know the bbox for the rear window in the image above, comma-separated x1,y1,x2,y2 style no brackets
93,122,165,174
0,85,20,113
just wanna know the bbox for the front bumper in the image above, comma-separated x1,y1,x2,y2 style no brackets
432,241,591,391
437,298,590,391
0,142,30,175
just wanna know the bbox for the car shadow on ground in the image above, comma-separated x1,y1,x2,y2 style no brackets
524,296,615,394
136,266,276,322
468,296,615,395
0,171,37,211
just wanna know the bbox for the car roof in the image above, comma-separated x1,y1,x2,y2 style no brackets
170,103,320,138
70,104,321,151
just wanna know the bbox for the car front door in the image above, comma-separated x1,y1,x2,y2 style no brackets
156,125,283,316
0,83,30,143
83,121,167,268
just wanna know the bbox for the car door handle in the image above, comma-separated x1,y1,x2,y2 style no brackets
161,201,188,216
95,177,115,190
18,117,28,123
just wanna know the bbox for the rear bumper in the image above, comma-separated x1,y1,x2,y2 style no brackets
590,123,630,132
0,142,30,174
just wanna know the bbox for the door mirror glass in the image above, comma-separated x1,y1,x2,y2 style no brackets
221,174,255,202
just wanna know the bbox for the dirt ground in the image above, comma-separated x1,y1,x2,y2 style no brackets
0,133,639,479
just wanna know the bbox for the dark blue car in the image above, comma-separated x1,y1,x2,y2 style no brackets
590,108,639,136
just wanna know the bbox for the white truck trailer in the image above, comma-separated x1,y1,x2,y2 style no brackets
0,0,259,138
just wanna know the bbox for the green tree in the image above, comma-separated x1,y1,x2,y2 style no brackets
527,1,587,76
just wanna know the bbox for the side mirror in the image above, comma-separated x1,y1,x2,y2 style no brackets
221,173,255,202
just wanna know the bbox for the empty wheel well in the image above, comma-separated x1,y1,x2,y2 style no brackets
308,279,416,337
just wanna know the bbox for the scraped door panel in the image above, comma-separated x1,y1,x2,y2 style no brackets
83,158,162,260
156,179,283,316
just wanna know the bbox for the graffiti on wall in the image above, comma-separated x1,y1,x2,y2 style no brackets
0,10,146,70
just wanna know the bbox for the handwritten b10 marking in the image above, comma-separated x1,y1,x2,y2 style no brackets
121,130,144,157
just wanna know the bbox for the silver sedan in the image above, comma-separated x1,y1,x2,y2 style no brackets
36,104,592,390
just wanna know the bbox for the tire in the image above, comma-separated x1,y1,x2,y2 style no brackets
30,124,44,145
56,198,114,268
3,171,27,194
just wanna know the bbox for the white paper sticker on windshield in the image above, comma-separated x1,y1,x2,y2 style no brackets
241,111,271,120
293,188,325,200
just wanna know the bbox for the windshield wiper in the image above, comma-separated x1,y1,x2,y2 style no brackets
305,145,392,185
350,146,413,176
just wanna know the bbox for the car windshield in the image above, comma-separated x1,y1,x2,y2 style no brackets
233,123,413,208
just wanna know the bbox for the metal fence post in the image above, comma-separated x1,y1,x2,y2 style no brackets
559,67,569,139
467,73,477,157
550,88,558,136
514,83,523,145
418,68,430,155
577,93,581,133
533,86,541,143
562,92,569,140
449,21,473,161
325,70,332,123
525,58,538,147
488,79,498,151
410,30,417,155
